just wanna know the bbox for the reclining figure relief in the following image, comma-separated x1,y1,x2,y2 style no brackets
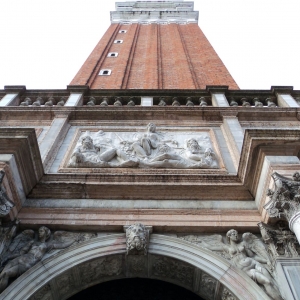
68,123,219,169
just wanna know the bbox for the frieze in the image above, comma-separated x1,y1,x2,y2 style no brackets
67,123,218,169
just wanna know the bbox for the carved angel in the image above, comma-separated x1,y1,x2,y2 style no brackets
182,230,282,300
0,226,93,292
0,229,34,269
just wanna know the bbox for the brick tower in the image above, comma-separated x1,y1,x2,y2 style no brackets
71,1,238,90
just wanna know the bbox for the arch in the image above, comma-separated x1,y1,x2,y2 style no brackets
0,234,269,300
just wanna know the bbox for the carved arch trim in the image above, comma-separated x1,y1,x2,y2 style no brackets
0,234,270,300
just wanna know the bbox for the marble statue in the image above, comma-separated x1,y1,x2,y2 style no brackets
0,227,96,292
181,229,282,300
0,171,15,219
68,124,219,169
126,223,149,255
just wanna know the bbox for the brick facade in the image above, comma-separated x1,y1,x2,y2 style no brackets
70,23,239,90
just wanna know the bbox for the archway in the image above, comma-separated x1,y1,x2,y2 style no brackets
68,278,205,300
0,234,269,300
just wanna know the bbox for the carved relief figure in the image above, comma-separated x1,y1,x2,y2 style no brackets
181,230,282,300
67,124,219,169
142,144,185,168
132,123,159,158
0,227,96,292
68,132,138,168
0,171,15,219
126,223,148,255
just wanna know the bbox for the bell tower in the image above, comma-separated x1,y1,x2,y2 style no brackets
70,1,239,90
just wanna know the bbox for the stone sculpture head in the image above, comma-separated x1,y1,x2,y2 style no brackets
126,223,148,255
242,232,254,243
204,148,213,157
147,123,156,133
38,226,51,242
226,229,239,243
186,138,201,153
293,172,300,181
81,136,94,150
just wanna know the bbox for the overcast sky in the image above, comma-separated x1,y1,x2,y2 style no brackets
1,0,299,90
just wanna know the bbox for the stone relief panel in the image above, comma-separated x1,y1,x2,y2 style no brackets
78,255,123,286
180,230,283,300
151,256,194,289
67,123,219,169
221,287,237,300
0,227,96,293
198,272,217,299
55,270,77,299
126,255,148,278
28,284,52,300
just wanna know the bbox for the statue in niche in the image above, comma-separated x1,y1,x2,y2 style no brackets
67,124,219,169
181,230,282,300
0,227,96,292
68,131,138,168
0,171,15,219
126,223,149,255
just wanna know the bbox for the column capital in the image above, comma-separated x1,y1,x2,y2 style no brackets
264,171,300,223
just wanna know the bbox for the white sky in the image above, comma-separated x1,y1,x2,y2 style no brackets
0,0,299,90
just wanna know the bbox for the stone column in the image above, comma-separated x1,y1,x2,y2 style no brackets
289,213,300,244
264,171,300,244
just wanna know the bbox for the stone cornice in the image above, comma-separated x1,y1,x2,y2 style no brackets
0,128,44,195
238,129,300,195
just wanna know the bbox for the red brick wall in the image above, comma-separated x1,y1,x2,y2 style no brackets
71,23,239,90
70,24,119,86
179,24,239,89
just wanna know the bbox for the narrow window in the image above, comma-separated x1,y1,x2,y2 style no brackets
114,40,123,44
119,30,127,33
108,52,118,57
99,69,112,76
